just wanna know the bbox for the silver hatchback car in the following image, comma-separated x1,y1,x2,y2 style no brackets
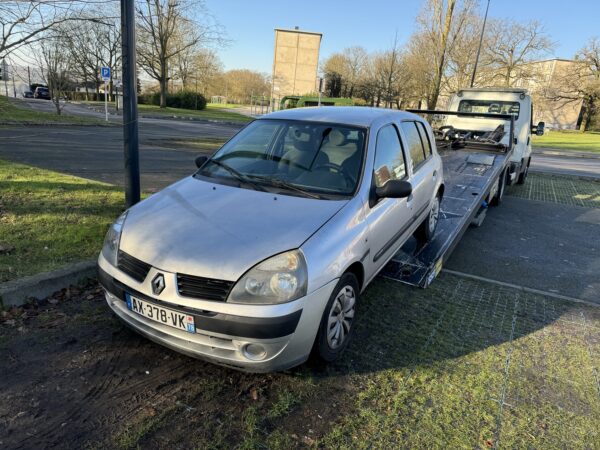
98,107,444,372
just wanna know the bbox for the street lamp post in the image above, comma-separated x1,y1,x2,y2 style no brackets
470,0,491,88
120,0,140,206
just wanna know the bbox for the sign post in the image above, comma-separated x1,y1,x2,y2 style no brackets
101,67,111,122
120,0,141,206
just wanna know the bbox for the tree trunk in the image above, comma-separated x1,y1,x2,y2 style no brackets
429,0,457,111
160,77,168,108
579,101,592,131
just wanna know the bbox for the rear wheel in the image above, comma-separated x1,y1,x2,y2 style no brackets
416,194,441,242
490,170,507,206
313,272,358,363
517,158,530,185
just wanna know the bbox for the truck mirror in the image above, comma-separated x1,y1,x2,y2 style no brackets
535,121,545,136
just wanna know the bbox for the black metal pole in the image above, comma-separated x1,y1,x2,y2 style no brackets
470,0,491,88
120,0,140,206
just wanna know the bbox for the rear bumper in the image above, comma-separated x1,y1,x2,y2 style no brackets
98,262,336,372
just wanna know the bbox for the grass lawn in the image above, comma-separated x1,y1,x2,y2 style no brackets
532,130,600,153
0,159,125,282
0,95,109,126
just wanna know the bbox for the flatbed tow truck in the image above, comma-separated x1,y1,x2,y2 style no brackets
382,108,518,287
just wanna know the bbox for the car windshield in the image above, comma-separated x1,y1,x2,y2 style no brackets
458,99,520,119
196,119,366,198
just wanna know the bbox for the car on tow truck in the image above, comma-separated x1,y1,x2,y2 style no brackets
98,107,444,372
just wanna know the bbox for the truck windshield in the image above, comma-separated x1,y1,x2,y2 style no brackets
197,119,366,198
458,100,520,119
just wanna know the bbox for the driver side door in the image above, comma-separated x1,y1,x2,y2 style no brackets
364,124,414,280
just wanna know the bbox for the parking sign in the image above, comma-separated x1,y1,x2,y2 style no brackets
101,67,111,81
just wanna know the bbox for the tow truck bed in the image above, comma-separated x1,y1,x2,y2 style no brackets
380,110,515,287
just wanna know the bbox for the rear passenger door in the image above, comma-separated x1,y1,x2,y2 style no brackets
399,121,437,222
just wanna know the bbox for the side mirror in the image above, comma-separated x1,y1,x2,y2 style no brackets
532,121,545,136
375,180,412,200
195,155,208,168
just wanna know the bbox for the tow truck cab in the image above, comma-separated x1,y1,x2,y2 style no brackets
445,88,545,185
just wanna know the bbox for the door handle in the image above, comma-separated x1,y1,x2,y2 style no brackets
433,170,437,179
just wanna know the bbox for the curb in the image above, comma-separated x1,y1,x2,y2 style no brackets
0,258,97,308
528,167,600,181
533,148,600,159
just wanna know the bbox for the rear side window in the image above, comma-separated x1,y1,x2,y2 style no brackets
400,122,426,169
416,122,432,156
373,124,406,188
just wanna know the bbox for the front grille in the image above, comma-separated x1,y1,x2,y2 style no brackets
117,250,151,282
177,273,234,302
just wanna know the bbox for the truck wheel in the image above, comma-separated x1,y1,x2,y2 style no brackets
313,272,358,363
416,194,441,242
517,158,530,185
490,170,507,206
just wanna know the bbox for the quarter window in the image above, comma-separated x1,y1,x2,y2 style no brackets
373,125,406,188
400,122,426,169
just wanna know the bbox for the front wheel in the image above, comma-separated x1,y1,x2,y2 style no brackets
313,272,359,363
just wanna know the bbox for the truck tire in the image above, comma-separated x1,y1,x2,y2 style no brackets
490,170,507,206
517,158,531,185
313,272,359,363
415,194,441,242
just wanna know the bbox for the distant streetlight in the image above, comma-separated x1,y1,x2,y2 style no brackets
470,0,491,88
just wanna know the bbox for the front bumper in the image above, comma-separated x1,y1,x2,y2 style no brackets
97,254,336,372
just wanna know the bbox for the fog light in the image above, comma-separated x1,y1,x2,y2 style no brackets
242,343,267,361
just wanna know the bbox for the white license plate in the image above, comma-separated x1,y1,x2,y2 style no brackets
125,294,195,333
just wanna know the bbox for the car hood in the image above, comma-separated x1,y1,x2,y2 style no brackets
119,176,347,281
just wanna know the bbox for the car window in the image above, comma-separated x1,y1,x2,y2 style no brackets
198,119,366,198
400,122,426,169
373,124,406,188
458,99,520,119
416,122,432,156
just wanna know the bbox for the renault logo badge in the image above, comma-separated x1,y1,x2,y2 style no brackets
151,273,166,295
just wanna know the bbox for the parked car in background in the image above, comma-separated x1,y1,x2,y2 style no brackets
22,90,33,98
33,87,51,100
98,107,444,372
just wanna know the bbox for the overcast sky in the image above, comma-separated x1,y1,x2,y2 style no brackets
205,0,600,74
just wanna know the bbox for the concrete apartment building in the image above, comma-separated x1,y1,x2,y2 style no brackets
271,28,322,104
510,58,584,130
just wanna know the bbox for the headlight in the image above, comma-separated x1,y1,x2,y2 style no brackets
101,211,128,266
228,250,308,304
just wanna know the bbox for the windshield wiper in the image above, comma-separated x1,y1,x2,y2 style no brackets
205,159,266,192
246,174,322,199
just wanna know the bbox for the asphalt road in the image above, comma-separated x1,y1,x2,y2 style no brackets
0,122,241,191
530,153,600,179
446,196,600,303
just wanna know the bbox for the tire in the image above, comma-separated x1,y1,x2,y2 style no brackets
517,158,530,185
490,170,506,206
415,194,441,242
313,272,359,363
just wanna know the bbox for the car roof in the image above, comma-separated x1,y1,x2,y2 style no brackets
261,106,422,127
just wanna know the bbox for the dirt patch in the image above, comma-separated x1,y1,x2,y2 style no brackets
0,282,358,449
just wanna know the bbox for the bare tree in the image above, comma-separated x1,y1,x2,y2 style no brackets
409,0,478,109
136,0,223,108
0,1,90,56
35,38,74,115
549,38,600,131
483,19,554,87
